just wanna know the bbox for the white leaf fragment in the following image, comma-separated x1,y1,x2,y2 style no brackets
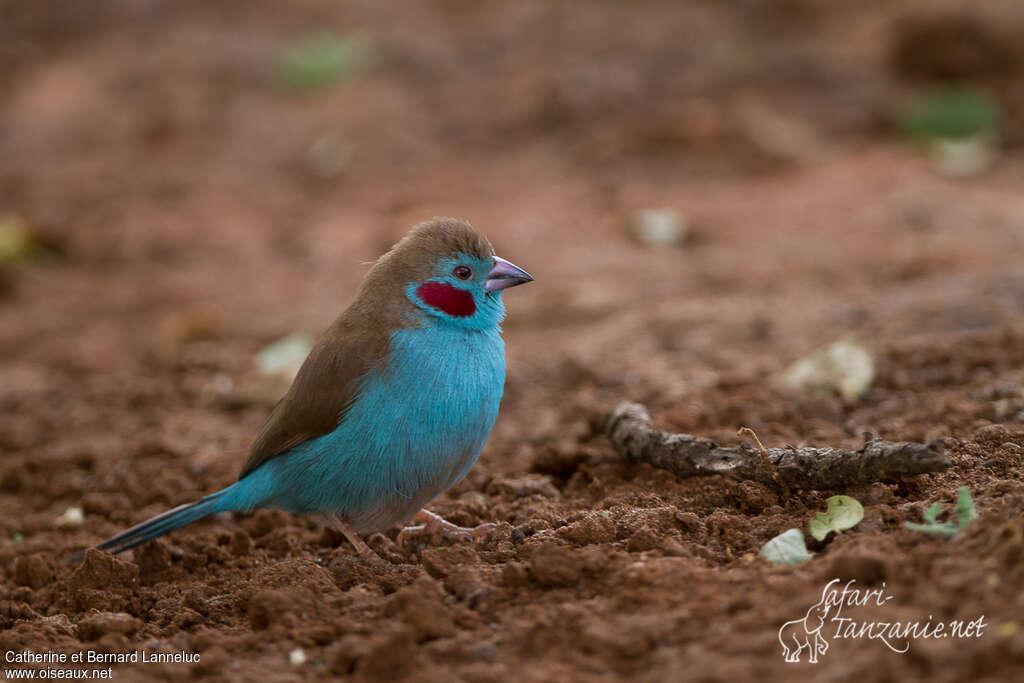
760,528,814,565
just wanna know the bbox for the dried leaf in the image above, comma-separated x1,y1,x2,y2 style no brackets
622,209,689,247
783,338,875,401
256,332,314,380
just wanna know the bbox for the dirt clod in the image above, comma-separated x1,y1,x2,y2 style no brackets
12,553,54,589
70,550,139,591
77,611,142,641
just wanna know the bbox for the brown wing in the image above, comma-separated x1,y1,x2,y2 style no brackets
239,216,490,479
239,314,391,479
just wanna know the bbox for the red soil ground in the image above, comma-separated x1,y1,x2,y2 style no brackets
2,1,1024,680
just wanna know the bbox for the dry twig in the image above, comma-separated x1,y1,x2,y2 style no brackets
737,426,791,503
606,402,948,490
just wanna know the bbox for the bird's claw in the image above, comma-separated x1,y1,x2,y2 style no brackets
397,510,495,548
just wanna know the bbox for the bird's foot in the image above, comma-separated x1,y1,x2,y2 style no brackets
319,513,375,557
397,509,495,548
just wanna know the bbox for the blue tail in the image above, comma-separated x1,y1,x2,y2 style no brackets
72,489,232,561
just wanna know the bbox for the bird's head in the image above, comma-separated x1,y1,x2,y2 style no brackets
361,218,532,331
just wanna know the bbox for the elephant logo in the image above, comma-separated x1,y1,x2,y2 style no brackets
778,595,831,663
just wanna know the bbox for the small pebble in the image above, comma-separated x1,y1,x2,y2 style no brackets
289,648,306,666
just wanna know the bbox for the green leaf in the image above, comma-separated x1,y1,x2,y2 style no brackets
901,88,1002,142
904,487,977,538
954,486,978,527
275,33,369,92
0,215,33,263
922,502,942,525
903,520,958,537
0,215,63,264
760,528,814,565
808,495,864,542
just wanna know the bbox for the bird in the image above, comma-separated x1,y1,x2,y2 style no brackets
75,218,532,559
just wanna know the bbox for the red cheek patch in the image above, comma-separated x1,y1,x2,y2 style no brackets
416,281,476,317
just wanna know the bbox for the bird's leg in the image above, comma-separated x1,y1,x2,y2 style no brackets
397,509,496,547
319,513,374,556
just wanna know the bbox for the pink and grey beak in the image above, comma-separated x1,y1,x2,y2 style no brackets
486,256,533,292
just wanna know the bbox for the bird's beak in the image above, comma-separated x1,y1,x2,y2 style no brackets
485,256,534,292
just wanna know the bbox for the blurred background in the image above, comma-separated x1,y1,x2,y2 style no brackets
2,2,1024,680
3,0,1023,357
3,0,1024,433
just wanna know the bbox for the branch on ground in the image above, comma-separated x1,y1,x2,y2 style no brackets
605,401,949,490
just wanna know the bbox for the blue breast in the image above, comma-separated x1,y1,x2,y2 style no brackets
225,324,506,533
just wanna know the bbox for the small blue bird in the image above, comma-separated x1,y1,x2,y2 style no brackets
78,218,532,557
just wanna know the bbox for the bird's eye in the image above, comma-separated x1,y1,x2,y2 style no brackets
453,265,472,280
